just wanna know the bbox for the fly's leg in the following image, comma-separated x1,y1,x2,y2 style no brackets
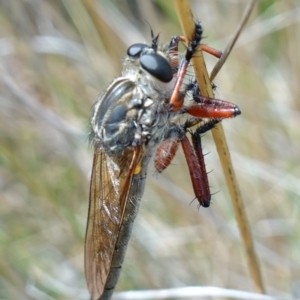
200,44,222,58
181,133,210,207
179,119,218,207
184,80,241,119
185,100,241,119
154,119,220,207
154,124,185,172
190,119,221,207
168,21,224,112
156,92,240,174
169,34,222,59
168,21,238,116
169,21,203,111
154,138,181,173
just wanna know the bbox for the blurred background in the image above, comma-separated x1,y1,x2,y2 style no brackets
0,0,299,299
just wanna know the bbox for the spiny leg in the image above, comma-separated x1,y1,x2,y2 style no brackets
169,21,203,112
154,138,181,173
154,124,185,172
182,119,221,207
181,134,210,207
200,44,222,58
154,119,220,207
184,80,241,119
168,35,222,59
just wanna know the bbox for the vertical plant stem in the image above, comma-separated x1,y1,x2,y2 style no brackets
174,0,265,293
81,0,121,72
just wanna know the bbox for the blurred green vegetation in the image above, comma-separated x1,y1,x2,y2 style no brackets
0,0,299,299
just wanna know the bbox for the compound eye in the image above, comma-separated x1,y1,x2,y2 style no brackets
127,43,148,58
140,53,173,83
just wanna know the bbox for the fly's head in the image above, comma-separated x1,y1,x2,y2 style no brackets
124,42,175,85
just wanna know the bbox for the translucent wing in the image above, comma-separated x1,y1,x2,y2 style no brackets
85,143,136,300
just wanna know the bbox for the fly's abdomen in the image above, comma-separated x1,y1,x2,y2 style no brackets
99,154,151,300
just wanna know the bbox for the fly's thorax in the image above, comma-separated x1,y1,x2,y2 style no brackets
90,77,170,155
90,40,179,155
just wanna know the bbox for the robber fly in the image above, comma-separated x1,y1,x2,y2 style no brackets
85,21,240,300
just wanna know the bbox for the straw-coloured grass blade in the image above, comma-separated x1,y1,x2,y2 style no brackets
174,0,265,294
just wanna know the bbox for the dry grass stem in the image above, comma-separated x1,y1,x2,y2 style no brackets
174,0,265,294
210,0,258,81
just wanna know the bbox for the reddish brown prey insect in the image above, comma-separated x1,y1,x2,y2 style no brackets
86,21,240,300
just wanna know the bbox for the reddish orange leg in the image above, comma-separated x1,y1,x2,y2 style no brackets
169,37,222,59
154,119,221,207
167,35,188,112
153,118,201,173
154,117,205,173
168,22,223,112
169,22,203,112
181,134,210,207
155,132,211,207
168,35,185,53
169,60,189,111
168,36,185,70
156,22,239,205
154,138,181,172
191,119,220,205
182,119,220,207
200,44,223,58
185,79,241,118
154,120,230,208
185,99,241,119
